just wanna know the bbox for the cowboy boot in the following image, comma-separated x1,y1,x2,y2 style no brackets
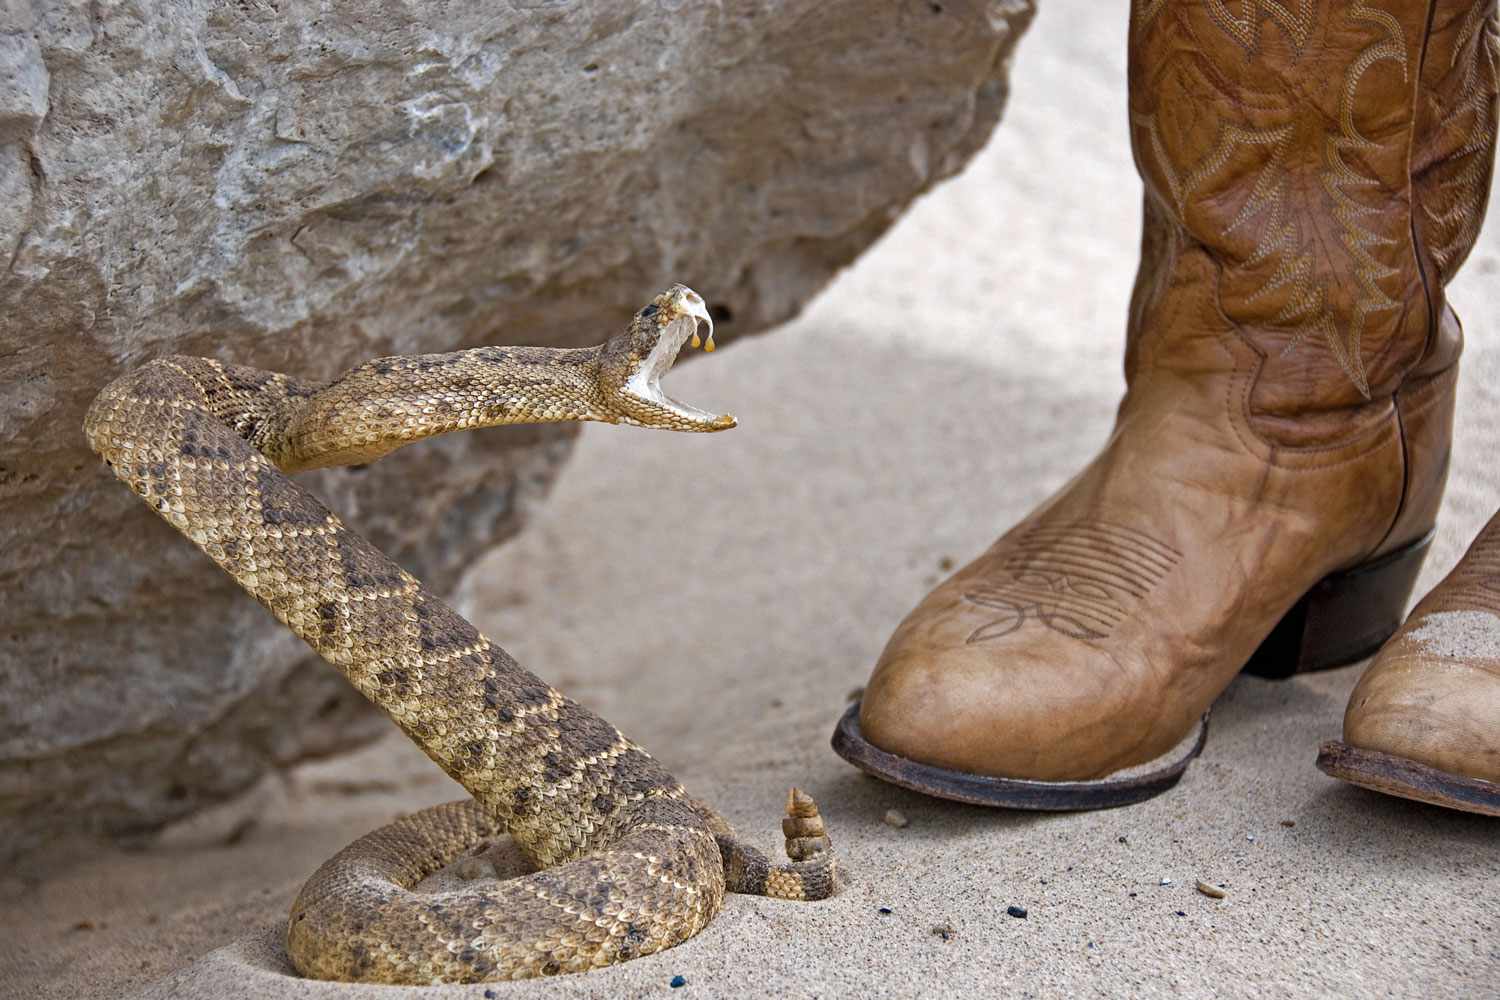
1319,507,1500,816
833,0,1498,808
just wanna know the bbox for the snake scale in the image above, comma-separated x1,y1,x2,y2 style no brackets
84,286,836,984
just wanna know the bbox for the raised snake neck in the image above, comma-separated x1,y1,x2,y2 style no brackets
83,287,834,984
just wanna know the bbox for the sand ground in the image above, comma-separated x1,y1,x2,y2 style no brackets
4,5,1499,998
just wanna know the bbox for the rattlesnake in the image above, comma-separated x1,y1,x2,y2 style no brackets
84,285,836,984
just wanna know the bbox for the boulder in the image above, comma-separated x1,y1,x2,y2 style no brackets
0,0,1033,860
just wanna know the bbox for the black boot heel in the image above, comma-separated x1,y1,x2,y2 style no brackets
1242,531,1434,680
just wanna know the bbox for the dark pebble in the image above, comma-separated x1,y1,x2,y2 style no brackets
1006,905,1028,919
1117,835,1128,844
1174,910,1187,917
484,991,496,999
670,975,687,988
878,906,893,915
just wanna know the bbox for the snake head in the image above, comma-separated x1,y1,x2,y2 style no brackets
598,285,737,432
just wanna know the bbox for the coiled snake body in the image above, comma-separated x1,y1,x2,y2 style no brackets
84,286,835,984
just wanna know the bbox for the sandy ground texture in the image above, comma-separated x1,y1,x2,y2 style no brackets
5,6,1500,999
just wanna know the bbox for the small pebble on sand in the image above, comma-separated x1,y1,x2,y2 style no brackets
670,975,687,988
883,808,909,828
878,906,893,915
1159,878,1173,886
1280,819,1296,828
931,922,957,941
1195,881,1227,899
1007,905,1028,919
1174,910,1187,917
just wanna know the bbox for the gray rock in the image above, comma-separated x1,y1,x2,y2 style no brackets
0,0,1033,861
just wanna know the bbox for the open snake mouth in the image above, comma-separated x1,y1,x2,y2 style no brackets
624,286,736,429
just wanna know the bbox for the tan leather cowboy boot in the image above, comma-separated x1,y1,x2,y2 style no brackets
1319,508,1500,816
834,0,1499,808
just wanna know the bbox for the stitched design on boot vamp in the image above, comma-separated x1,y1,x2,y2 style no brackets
963,522,1182,643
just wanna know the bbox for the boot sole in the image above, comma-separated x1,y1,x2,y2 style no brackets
1316,740,1500,817
831,702,1208,810
831,532,1433,809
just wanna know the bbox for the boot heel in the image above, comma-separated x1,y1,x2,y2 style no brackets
1243,531,1434,680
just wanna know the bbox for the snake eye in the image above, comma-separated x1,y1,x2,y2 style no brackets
638,303,659,319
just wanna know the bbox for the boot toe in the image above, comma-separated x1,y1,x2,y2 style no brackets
858,588,1187,782
1343,635,1500,785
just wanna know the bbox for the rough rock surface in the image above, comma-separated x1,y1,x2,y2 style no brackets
0,0,1034,860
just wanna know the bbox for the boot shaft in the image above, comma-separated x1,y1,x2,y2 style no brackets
1124,0,1498,447
1415,2,1500,291
1411,2,1500,379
